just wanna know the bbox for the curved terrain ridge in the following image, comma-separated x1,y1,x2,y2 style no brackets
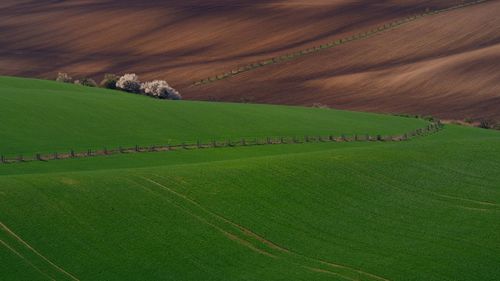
0,0,498,120
0,77,499,281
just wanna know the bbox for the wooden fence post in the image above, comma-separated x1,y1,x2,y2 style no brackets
267,137,271,144
135,145,139,152
377,135,382,141
70,149,75,158
212,140,217,148
87,149,92,157
36,153,42,161
197,140,201,148
0,155,5,163
54,152,58,160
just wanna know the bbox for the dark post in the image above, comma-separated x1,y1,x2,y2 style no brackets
36,153,42,161
119,146,124,153
377,135,382,141
18,155,23,162
104,147,108,155
87,149,92,157
281,137,285,144
54,152,58,160
354,134,358,141
135,145,139,152
212,140,217,148
197,140,201,148
70,149,75,158
0,155,4,163
182,142,187,149
267,137,271,144
242,138,246,146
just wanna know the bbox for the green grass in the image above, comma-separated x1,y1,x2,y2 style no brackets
1,76,499,281
0,76,427,156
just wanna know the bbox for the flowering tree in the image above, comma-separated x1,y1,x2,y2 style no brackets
56,72,72,83
116,73,141,93
141,80,182,100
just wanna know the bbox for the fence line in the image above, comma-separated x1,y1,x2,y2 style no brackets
192,0,489,86
0,122,443,165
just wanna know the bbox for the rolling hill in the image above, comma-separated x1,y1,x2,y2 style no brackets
0,77,499,281
1,0,498,120
0,76,427,156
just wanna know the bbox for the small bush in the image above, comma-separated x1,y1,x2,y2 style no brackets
423,116,435,122
56,72,72,83
141,80,181,100
312,103,329,109
76,77,97,87
116,73,141,93
479,119,495,129
100,74,119,89
464,117,474,124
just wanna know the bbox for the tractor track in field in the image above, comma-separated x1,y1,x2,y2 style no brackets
0,221,80,281
0,238,56,281
139,176,391,281
191,0,490,86
345,161,500,212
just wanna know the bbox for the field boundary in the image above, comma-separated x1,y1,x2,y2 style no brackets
0,122,443,165
191,0,489,86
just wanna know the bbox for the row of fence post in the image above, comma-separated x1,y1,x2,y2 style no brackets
0,122,443,165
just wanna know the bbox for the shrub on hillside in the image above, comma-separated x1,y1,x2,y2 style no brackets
479,119,495,129
141,80,182,100
100,74,119,89
56,72,72,83
116,73,141,93
75,77,97,87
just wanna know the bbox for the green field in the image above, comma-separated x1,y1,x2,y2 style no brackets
0,77,499,281
0,76,426,156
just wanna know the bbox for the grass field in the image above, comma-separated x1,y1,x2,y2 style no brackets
1,77,499,281
0,76,426,156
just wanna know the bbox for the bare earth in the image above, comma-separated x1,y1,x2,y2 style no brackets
1,0,499,120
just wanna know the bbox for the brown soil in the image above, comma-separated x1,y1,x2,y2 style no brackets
0,0,498,120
